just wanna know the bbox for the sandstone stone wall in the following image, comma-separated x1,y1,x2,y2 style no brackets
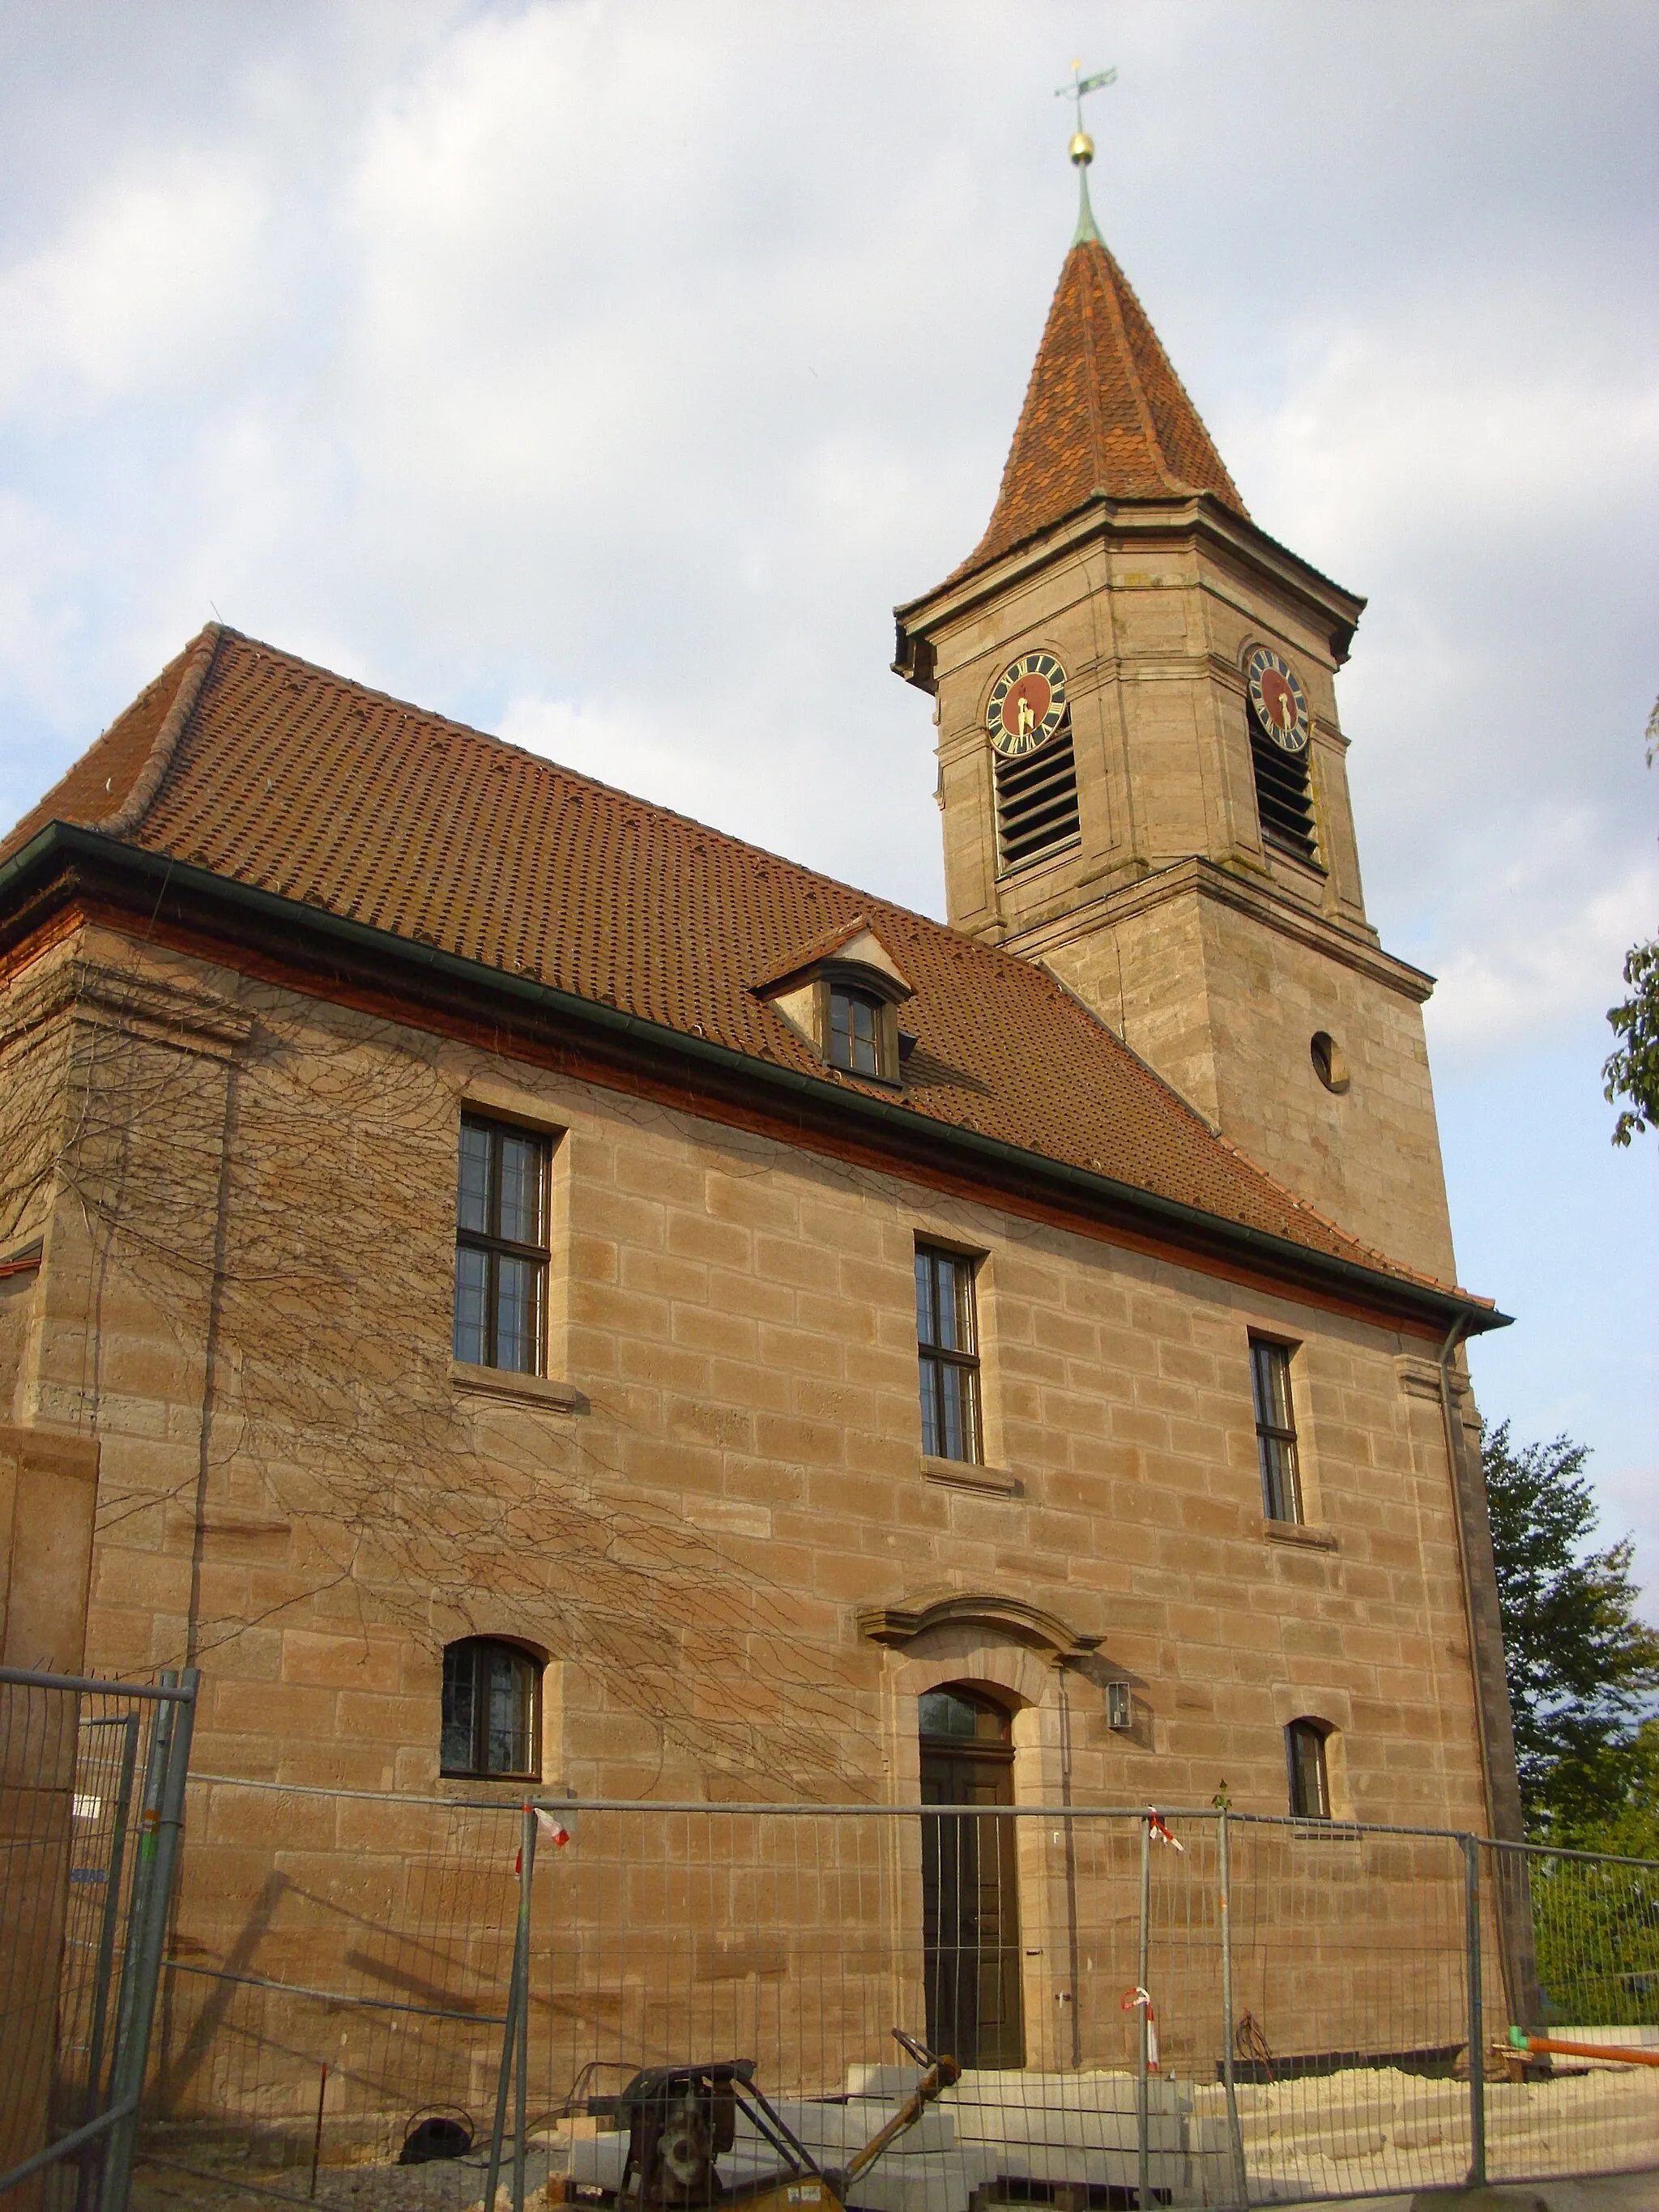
923,512,1458,1287
0,923,1491,1842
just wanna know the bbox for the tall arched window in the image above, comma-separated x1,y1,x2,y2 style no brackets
441,1639,541,1779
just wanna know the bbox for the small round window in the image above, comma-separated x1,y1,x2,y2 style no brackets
1310,1032,1349,1094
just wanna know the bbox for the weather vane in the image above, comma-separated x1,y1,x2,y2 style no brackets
1056,60,1115,244
1056,59,1116,167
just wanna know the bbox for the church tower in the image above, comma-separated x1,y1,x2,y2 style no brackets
894,131,1457,1285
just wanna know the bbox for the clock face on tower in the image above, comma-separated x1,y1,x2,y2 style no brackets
1246,647,1310,754
987,651,1068,757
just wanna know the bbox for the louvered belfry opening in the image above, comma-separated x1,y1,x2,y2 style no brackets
1250,721,1320,867
995,719,1081,875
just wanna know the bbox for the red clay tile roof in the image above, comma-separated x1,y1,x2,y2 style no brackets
940,237,1247,591
4,625,1456,1295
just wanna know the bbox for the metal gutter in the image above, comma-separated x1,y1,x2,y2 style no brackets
0,820,1511,1339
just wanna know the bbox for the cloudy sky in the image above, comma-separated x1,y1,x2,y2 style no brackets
2,2,1655,1602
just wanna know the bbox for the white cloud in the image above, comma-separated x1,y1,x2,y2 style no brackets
0,155,275,418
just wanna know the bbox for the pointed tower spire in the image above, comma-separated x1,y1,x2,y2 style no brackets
938,80,1247,592
1071,141,1102,249
1058,59,1111,247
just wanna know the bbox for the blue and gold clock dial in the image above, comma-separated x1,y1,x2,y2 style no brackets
1247,647,1310,753
987,651,1068,757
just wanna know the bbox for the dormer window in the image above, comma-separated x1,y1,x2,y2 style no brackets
830,986,885,1076
754,919,913,1087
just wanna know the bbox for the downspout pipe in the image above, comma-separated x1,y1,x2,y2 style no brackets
1438,1306,1540,2039
1436,1307,1498,1838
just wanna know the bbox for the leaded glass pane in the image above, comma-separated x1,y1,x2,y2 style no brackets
441,1643,477,1773
498,1131,542,1245
1260,1435,1298,1523
485,1647,532,1775
494,1255,539,1374
453,1245,488,1365
1252,1340,1294,1431
938,1360,971,1461
850,996,879,1074
458,1120,492,1235
915,1251,937,1347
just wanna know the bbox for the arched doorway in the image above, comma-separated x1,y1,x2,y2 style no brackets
919,1684,1025,2066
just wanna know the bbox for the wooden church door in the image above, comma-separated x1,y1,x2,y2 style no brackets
919,1685,1025,2066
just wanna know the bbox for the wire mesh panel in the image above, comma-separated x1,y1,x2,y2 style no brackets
1482,1839,1659,2185
112,1791,1659,2212
1209,1817,1475,2202
535,1806,902,2118
0,1668,192,2212
542,1806,1201,2212
143,1777,523,2201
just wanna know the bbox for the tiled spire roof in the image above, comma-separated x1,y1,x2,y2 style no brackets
948,235,1247,587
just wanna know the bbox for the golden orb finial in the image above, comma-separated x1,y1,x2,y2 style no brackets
1068,130,1094,167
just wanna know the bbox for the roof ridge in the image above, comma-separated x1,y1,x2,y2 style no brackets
92,624,222,839
1080,241,1182,501
1098,241,1248,512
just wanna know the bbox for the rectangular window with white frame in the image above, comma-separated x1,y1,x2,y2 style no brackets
1251,1336,1303,1524
454,1115,551,1375
915,1244,982,1464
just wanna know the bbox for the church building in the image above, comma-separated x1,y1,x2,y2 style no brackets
0,125,1523,1971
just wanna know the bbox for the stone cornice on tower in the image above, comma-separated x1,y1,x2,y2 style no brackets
894,492,1367,691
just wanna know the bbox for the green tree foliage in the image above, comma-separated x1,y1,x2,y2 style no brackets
1603,701,1659,1144
1529,1818,1659,2025
1604,936,1659,1145
1482,1421,1659,1841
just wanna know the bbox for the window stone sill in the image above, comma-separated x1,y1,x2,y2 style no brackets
1263,1516,1337,1552
435,1772,544,1803
450,1360,586,1413
922,1455,1021,1498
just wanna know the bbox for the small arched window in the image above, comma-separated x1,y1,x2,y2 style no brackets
441,1639,540,1779
1286,1718,1332,1821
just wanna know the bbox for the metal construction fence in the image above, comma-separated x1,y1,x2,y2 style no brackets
0,1664,198,2212
110,1781,1659,2212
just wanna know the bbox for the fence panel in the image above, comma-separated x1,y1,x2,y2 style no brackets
539,1806,1201,2212
0,1666,196,2212
1481,1839,1659,2186
115,1792,1659,2212
139,1778,522,2208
